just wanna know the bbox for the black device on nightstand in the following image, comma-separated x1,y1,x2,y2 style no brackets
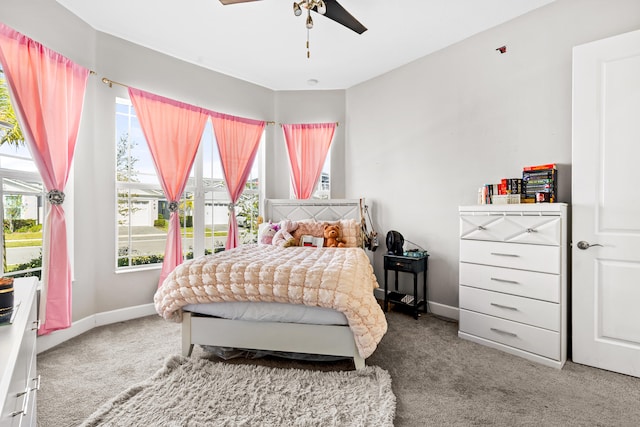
386,230,404,255
383,253,429,319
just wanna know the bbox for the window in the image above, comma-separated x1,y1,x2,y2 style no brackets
115,98,261,270
312,149,330,199
0,67,45,279
197,123,261,255
115,98,168,268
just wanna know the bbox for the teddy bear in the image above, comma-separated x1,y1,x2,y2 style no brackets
259,222,279,245
323,224,346,248
272,219,299,246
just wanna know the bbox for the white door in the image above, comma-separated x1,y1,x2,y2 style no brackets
572,29,640,377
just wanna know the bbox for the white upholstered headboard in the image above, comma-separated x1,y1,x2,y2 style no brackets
264,199,362,223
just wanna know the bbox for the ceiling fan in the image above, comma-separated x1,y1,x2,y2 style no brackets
219,0,367,35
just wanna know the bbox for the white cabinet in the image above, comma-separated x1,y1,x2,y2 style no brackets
0,277,39,427
458,204,568,369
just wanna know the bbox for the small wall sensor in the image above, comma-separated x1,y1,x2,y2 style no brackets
496,46,507,54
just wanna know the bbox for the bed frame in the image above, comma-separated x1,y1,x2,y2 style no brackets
181,198,367,369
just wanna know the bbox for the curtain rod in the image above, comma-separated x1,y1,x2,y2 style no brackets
100,76,275,125
1,68,97,76
279,122,339,127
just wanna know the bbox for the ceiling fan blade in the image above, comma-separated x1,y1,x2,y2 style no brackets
313,0,367,34
219,0,262,5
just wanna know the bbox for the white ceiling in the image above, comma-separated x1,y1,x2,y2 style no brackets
56,0,555,91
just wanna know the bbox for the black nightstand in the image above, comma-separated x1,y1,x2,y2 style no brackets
383,253,429,319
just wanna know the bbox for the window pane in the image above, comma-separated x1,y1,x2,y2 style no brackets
202,122,224,181
203,190,229,253
2,178,44,278
117,188,166,267
237,188,259,244
115,98,159,185
1,65,44,279
312,149,330,199
178,191,196,259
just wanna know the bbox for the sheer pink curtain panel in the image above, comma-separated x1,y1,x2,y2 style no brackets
210,113,265,250
128,87,209,288
0,23,89,335
282,123,336,199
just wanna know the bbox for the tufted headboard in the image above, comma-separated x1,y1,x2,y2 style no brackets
263,199,363,223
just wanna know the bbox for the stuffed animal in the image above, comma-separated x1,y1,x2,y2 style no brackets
259,222,279,245
272,219,299,246
323,224,346,248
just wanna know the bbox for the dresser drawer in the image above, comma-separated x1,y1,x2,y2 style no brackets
459,309,560,360
384,255,426,273
460,240,560,274
460,214,561,245
459,286,559,331
459,262,560,302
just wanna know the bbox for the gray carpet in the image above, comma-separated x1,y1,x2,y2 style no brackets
37,310,640,427
79,355,395,427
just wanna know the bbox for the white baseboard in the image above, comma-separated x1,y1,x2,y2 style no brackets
373,288,459,321
37,303,156,354
427,301,459,321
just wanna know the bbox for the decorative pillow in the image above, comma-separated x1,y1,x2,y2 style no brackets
295,218,317,224
326,219,361,248
292,222,326,245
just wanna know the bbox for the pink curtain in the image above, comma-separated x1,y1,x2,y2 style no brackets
210,113,265,250
128,88,209,288
0,24,89,335
282,123,336,199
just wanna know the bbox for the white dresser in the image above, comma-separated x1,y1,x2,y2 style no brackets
0,277,39,427
458,204,568,368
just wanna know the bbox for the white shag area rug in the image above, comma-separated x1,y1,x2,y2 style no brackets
80,355,395,427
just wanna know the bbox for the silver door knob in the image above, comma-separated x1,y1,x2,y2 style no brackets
577,241,603,250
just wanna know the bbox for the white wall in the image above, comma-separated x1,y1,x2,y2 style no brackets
345,0,640,309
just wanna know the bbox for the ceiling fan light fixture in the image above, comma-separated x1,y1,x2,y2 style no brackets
306,12,313,29
293,2,302,17
316,0,326,15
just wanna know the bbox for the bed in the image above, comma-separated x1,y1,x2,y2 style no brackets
153,199,387,369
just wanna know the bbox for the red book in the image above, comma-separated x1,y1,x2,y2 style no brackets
523,163,557,171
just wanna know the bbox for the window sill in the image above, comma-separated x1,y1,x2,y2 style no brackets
115,264,162,275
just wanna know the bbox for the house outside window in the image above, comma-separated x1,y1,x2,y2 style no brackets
0,67,45,279
115,97,261,270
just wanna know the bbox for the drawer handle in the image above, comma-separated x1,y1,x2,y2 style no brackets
490,302,518,311
31,375,41,392
490,252,520,257
490,327,518,337
11,385,33,418
394,262,406,267
526,228,537,233
490,277,519,284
